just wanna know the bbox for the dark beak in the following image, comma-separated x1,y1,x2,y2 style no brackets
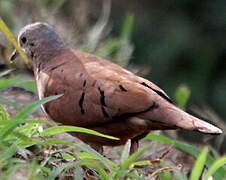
10,49,18,61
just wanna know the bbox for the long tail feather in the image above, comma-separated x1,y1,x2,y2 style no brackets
139,100,222,134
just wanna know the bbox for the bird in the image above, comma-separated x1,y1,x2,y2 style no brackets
10,22,222,154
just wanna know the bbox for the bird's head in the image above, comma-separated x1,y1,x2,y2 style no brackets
10,22,65,63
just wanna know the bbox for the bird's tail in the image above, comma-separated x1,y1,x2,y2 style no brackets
139,102,222,134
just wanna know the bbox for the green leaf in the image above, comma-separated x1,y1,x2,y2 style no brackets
47,160,108,180
0,17,30,64
0,144,17,161
75,143,116,171
0,119,56,126
120,13,134,42
175,84,190,109
0,77,26,90
190,147,208,180
19,138,74,147
120,139,131,164
0,76,36,92
130,160,151,167
119,146,150,170
15,80,37,93
21,138,116,172
74,167,83,180
39,125,119,140
75,152,98,160
204,156,226,180
0,97,19,109
0,124,18,140
144,133,225,180
95,39,120,58
0,105,10,120
13,95,62,119
0,69,14,77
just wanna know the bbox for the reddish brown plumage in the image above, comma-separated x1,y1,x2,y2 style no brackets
11,22,222,154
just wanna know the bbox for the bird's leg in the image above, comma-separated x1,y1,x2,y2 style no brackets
130,139,139,155
89,143,104,154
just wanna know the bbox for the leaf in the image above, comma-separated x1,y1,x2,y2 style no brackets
20,138,116,172
75,152,98,160
0,97,19,109
0,77,26,90
0,17,29,64
0,144,17,161
190,147,208,180
144,133,225,180
120,139,131,164
74,167,83,180
15,80,37,93
175,84,190,109
0,76,36,92
204,156,226,180
74,143,116,171
120,146,150,170
130,160,151,168
39,125,119,140
13,95,62,119
120,13,134,42
19,138,74,147
0,124,18,140
0,119,56,126
0,105,10,120
47,160,108,180
0,69,14,77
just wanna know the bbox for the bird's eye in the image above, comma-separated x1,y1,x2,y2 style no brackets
21,37,27,44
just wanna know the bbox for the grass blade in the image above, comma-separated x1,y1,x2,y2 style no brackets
204,156,226,180
0,119,56,126
190,147,208,180
144,133,225,180
0,97,19,109
0,17,29,64
15,80,37,93
0,77,26,90
175,84,190,109
22,138,116,172
0,69,14,77
13,95,62,119
39,125,119,140
74,143,116,171
120,139,131,164
120,146,150,170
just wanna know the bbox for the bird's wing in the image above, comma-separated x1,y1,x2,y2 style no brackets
73,50,172,118
73,50,171,102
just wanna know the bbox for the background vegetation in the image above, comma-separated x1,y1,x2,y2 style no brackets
0,0,225,179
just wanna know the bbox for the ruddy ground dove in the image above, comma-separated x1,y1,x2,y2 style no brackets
10,22,222,154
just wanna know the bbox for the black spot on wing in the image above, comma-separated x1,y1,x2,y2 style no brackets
140,82,173,103
83,80,87,87
119,85,127,91
98,87,110,117
98,87,106,106
114,102,158,119
101,106,109,117
49,61,68,71
79,92,85,114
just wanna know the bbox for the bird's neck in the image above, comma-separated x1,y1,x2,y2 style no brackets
32,47,66,73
